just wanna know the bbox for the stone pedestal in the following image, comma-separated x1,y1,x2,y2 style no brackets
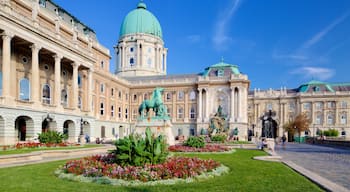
135,119,175,146
78,135,86,144
265,138,275,152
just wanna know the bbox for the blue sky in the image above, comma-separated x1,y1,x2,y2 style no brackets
54,0,350,89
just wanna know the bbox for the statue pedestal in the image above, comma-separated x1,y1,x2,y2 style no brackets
135,119,175,146
265,138,275,152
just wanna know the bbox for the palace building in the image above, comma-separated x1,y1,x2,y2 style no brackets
0,0,349,145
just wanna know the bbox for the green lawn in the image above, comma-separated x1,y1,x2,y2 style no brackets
0,149,323,192
0,144,103,155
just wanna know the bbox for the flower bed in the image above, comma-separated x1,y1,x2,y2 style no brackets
60,155,222,182
1,142,80,151
168,144,231,152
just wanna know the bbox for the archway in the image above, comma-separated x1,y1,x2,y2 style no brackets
15,116,34,141
63,120,75,142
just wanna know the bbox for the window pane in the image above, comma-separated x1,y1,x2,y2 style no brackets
20,78,30,101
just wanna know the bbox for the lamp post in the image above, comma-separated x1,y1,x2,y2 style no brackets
80,117,84,136
78,117,86,144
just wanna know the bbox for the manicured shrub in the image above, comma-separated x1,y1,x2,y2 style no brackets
184,136,205,148
38,131,65,143
210,134,227,143
323,129,339,137
113,127,168,166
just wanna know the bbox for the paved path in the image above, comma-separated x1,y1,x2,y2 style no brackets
275,143,350,191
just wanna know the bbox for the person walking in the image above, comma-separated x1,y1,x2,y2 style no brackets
282,135,287,149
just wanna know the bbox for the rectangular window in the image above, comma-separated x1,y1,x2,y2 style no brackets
289,102,295,111
118,107,122,119
111,105,114,117
266,103,273,111
100,102,104,115
315,102,323,110
39,0,46,7
341,101,347,109
166,92,171,101
303,103,311,110
327,101,335,109
125,108,128,119
178,91,184,100
100,83,104,93
177,107,184,119
132,109,137,120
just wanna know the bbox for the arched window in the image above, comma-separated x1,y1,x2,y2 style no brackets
189,90,196,100
19,78,30,101
111,105,115,117
130,58,134,66
42,84,51,104
144,93,148,100
61,89,68,107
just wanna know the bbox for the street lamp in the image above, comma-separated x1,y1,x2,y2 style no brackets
80,117,84,136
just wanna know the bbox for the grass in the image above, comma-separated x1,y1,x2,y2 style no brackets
0,149,323,192
0,144,103,156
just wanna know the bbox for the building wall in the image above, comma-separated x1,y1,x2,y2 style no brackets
0,0,349,145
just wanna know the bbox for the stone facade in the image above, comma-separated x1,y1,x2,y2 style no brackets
0,0,348,145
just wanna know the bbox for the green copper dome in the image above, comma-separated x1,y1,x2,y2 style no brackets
119,2,162,39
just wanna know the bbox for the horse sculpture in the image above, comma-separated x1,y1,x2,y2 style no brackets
138,87,165,118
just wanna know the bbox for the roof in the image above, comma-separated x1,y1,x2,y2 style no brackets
119,1,162,39
202,59,240,77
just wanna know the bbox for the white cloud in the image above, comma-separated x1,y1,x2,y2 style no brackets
290,67,335,81
302,12,349,49
186,35,201,43
212,0,242,51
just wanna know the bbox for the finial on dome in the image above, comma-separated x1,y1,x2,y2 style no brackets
137,0,147,9
221,56,224,63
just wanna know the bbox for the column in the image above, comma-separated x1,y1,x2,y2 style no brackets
230,87,235,122
204,88,209,121
197,88,202,122
184,90,189,122
1,32,13,98
158,48,162,72
335,101,338,125
53,54,62,107
30,44,41,103
154,47,158,71
163,50,167,74
72,62,79,109
136,42,140,67
87,68,93,112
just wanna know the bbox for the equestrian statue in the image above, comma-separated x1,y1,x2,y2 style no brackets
138,87,168,119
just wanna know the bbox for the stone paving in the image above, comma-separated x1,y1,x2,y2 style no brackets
275,142,350,191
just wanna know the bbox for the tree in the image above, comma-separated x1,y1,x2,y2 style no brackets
283,113,311,142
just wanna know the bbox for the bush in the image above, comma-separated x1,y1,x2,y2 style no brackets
184,136,205,148
323,129,339,137
113,127,168,166
38,131,65,143
210,134,227,143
